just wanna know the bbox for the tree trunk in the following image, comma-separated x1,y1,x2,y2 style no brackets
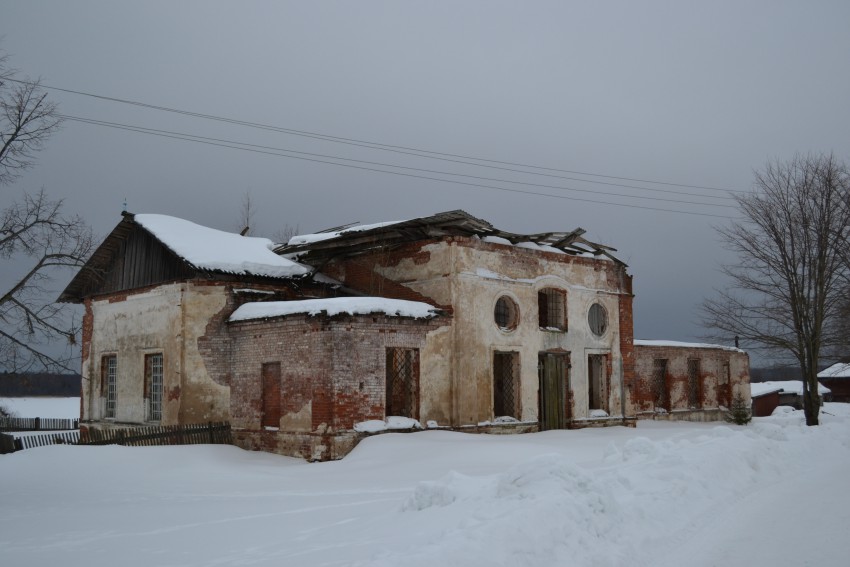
801,365,821,426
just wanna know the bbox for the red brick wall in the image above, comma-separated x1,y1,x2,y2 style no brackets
227,312,447,459
618,293,637,415
634,344,749,417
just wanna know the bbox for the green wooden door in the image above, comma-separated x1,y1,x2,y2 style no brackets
538,353,568,430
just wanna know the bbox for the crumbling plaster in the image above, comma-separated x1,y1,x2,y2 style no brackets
83,282,230,425
375,237,632,425
633,344,750,418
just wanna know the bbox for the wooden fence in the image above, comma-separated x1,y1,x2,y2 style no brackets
0,417,79,432
0,422,232,454
80,422,232,446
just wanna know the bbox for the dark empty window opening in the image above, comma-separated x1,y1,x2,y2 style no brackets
687,358,701,409
588,354,608,412
102,355,117,419
493,351,520,419
261,362,282,429
386,348,419,419
494,296,519,331
144,353,164,422
538,288,567,331
652,358,668,411
588,303,608,336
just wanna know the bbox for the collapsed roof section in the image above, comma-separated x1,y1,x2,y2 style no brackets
277,209,624,265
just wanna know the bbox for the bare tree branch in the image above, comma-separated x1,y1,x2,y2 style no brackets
0,52,93,373
0,65,63,186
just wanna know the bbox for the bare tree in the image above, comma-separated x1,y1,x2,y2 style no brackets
703,154,850,425
0,54,63,186
272,223,300,246
0,52,93,372
237,189,256,236
0,190,94,372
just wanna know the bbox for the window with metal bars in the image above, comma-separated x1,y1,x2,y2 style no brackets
652,358,668,410
687,358,701,408
538,288,567,330
493,352,519,418
145,353,163,421
386,348,419,418
588,303,608,336
102,355,117,418
494,295,519,331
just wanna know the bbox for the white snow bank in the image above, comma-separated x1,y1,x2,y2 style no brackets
4,404,850,567
752,380,830,396
135,214,310,278
634,339,745,353
0,397,80,419
818,362,850,379
229,297,441,322
288,220,405,246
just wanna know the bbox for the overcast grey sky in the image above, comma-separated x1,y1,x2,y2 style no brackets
3,1,849,361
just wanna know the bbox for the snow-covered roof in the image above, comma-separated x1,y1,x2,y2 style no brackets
749,383,784,397
634,340,744,353
287,220,406,246
818,362,850,379
229,297,442,322
134,214,310,279
751,380,831,397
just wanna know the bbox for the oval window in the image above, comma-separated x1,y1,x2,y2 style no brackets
588,303,608,336
494,296,519,331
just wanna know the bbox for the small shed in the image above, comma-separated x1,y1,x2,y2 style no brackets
750,380,831,411
817,363,850,403
749,383,783,417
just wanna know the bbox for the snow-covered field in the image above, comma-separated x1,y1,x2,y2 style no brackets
2,405,849,567
0,396,80,419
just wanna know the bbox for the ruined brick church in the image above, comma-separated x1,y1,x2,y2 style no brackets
61,210,750,460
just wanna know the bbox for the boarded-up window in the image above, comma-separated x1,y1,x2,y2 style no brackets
652,358,668,411
102,355,117,418
261,362,281,428
386,348,419,418
538,288,567,330
145,353,164,421
687,358,701,408
493,352,520,418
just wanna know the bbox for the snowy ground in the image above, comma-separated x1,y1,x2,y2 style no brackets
0,396,80,419
2,405,849,567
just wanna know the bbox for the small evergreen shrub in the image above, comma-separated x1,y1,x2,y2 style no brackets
725,392,752,425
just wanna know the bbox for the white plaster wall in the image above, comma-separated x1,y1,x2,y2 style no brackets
84,282,230,425
377,239,630,426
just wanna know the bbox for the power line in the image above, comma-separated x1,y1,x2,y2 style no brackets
10,77,747,196
60,114,734,210
62,114,736,219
